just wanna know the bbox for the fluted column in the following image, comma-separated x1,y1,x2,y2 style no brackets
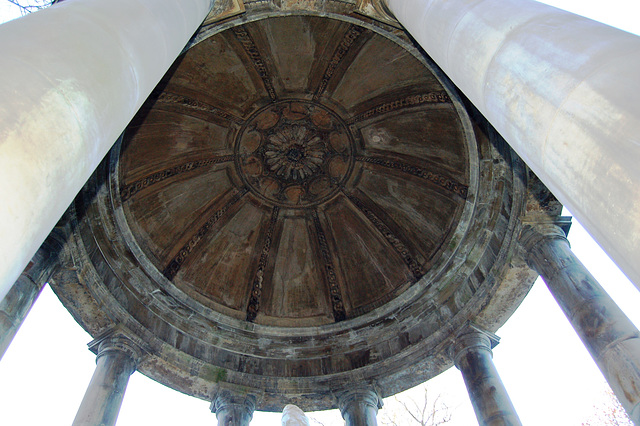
0,234,62,360
337,385,383,426
522,224,640,423
73,332,143,426
383,0,640,291
210,387,257,426
452,325,521,426
0,0,214,302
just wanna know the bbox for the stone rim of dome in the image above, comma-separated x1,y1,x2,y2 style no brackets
49,8,537,411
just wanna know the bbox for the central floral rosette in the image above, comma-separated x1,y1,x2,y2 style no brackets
264,125,325,181
236,101,354,207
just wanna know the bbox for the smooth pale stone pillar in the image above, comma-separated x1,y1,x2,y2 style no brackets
282,404,311,426
0,0,213,302
0,241,60,360
210,388,256,426
522,224,640,423
452,326,522,426
338,386,383,426
383,0,640,291
73,333,143,426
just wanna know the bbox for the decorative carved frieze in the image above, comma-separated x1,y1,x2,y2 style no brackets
347,92,451,124
163,188,248,279
311,209,346,322
232,26,278,101
313,25,365,100
356,156,468,197
120,155,235,201
246,206,280,322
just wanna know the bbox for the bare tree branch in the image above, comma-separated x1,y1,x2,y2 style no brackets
3,0,55,15
380,386,452,426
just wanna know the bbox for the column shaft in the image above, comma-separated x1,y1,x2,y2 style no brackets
210,388,256,426
338,386,382,426
0,239,60,361
0,0,213,302
384,0,640,290
525,226,640,422
73,334,142,426
0,275,41,360
453,329,521,426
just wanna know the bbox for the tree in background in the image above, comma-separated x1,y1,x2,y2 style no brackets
582,388,633,426
3,0,56,15
379,386,452,426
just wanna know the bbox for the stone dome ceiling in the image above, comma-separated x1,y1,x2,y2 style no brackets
118,15,469,327
51,8,537,412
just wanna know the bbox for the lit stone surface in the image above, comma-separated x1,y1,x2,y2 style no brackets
385,0,640,291
48,1,543,413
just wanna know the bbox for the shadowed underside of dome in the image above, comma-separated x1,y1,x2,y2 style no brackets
50,6,537,411
118,15,469,327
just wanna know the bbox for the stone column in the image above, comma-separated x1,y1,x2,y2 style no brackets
452,325,521,426
73,332,143,426
210,387,257,426
522,224,640,423
383,0,640,291
337,385,383,426
0,0,214,302
0,234,62,360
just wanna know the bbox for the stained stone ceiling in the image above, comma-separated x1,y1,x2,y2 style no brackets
51,6,538,411
120,15,468,327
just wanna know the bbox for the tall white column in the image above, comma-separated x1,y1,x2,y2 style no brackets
383,0,640,291
0,0,213,302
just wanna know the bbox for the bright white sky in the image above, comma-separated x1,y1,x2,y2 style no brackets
0,1,639,425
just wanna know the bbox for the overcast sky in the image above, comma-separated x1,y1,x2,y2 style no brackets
0,1,639,425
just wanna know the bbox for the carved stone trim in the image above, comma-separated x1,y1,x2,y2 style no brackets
163,188,248,279
311,210,346,322
356,156,468,197
346,193,424,280
155,92,243,124
346,92,451,124
451,322,500,367
120,155,235,202
313,25,365,100
87,327,146,369
246,206,280,322
232,26,278,101
210,384,258,425
203,0,246,26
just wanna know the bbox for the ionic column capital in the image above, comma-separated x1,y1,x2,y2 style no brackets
337,384,383,415
88,328,145,371
519,222,567,251
451,323,500,368
210,384,258,425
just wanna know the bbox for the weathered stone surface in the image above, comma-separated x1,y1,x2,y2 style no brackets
337,385,382,426
48,0,540,412
522,224,640,423
452,326,521,426
73,331,144,426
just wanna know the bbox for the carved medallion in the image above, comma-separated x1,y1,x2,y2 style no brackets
236,100,354,207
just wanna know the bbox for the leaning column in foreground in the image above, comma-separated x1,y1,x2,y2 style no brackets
521,224,640,422
73,331,143,426
0,0,214,302
452,325,522,426
337,385,383,426
383,0,640,291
